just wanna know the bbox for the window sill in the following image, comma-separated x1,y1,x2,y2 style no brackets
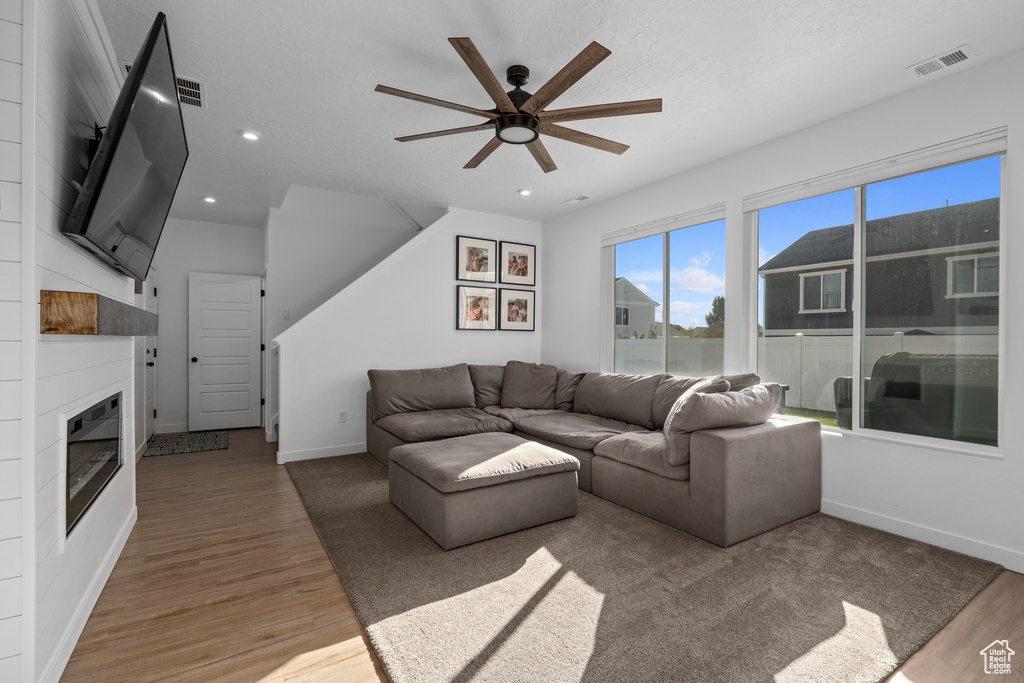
798,308,847,314
820,424,1002,460
944,292,999,299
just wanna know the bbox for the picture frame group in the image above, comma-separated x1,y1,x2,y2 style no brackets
456,236,536,286
456,286,535,331
456,235,537,332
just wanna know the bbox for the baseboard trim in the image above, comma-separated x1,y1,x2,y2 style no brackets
821,499,1024,573
39,505,137,683
276,442,366,465
155,422,188,435
135,440,147,461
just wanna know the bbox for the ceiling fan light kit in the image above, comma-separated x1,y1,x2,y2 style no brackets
376,37,662,172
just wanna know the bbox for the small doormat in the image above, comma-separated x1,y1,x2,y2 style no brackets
144,431,229,457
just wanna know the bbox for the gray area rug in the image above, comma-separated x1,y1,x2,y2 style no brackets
144,431,229,457
287,453,1001,683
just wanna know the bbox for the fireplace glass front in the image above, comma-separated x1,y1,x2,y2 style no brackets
66,392,122,535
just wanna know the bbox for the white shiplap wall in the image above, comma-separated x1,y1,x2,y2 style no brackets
31,1,137,681
0,0,24,678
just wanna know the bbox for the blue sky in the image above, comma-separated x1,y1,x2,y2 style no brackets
615,156,1001,328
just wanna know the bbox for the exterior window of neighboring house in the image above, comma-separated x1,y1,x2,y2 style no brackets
755,154,1001,449
946,253,999,297
612,217,726,376
799,270,845,313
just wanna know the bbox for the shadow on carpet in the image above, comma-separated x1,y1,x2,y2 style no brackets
287,453,1001,683
144,431,228,457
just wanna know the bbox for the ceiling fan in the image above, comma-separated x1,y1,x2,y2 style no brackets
375,38,662,173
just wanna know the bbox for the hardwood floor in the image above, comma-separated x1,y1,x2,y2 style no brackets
62,428,386,682
64,428,1023,682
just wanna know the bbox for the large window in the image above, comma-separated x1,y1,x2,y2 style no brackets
613,218,726,376
756,156,1000,446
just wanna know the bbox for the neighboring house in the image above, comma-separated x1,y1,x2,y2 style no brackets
759,198,999,336
614,277,659,338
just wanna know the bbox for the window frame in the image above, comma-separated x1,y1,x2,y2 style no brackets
798,269,847,314
615,306,630,326
945,252,999,298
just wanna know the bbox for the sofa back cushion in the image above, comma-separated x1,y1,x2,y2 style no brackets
368,364,475,420
672,383,783,433
501,361,559,409
653,375,731,428
468,364,505,408
554,370,585,411
662,376,731,465
573,372,663,429
719,373,760,392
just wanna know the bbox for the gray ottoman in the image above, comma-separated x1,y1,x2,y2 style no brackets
389,432,580,550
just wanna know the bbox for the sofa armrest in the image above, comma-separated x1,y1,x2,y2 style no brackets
687,416,821,547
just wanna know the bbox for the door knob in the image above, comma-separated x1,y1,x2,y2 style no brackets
146,362,154,367
191,357,198,363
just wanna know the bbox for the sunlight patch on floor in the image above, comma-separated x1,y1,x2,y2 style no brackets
775,601,897,682
257,636,380,683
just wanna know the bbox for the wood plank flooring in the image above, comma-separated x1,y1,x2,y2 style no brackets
64,427,1023,682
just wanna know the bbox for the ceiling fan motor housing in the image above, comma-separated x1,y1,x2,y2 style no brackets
495,113,540,144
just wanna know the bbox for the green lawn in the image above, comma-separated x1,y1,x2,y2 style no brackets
785,407,839,427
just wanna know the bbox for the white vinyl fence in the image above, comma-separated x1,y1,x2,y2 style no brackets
615,334,998,412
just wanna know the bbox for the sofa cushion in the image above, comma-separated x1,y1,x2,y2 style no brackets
593,431,690,481
368,364,475,419
501,361,558,409
375,407,512,442
484,405,565,422
573,372,663,429
672,383,784,433
515,412,646,450
468,364,505,408
662,375,732,466
389,433,579,494
652,375,731,428
554,370,585,411
719,373,761,392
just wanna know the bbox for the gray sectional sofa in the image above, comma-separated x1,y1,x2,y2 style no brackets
367,360,821,547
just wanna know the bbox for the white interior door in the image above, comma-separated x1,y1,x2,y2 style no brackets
188,272,262,431
144,268,157,440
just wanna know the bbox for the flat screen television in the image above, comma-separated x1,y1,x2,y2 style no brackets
62,12,188,281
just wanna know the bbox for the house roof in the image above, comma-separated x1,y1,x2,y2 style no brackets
615,277,659,306
758,198,999,272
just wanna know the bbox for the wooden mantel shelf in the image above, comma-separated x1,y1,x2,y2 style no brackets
41,290,158,336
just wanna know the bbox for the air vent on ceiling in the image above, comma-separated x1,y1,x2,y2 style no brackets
563,195,590,205
909,45,976,77
118,59,205,108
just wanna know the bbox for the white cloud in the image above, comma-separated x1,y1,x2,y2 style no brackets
634,282,654,295
689,250,711,267
622,270,663,285
672,266,725,294
758,246,776,267
670,301,711,326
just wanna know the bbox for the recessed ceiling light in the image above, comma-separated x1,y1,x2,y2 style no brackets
203,196,217,203
517,189,532,196
241,131,260,141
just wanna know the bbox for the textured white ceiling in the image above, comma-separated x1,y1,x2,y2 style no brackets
95,0,1024,227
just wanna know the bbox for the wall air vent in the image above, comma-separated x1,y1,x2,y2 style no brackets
909,45,976,77
563,195,590,205
118,60,205,107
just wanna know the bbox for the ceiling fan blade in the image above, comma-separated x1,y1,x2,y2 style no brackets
521,42,611,116
396,122,495,142
448,38,517,114
540,122,629,154
526,139,557,173
540,98,662,123
375,85,499,119
464,137,503,169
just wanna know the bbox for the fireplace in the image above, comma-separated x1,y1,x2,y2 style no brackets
66,392,123,535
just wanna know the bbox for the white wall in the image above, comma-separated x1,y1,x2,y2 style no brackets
0,0,25,677
274,207,542,463
264,185,445,436
150,218,264,433
541,49,1024,571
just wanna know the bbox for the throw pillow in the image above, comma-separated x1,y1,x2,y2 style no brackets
672,382,783,434
500,360,559,409
662,376,731,465
719,373,761,392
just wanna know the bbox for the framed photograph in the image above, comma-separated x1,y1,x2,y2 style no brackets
456,235,497,282
499,241,536,286
456,286,497,330
499,288,535,331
